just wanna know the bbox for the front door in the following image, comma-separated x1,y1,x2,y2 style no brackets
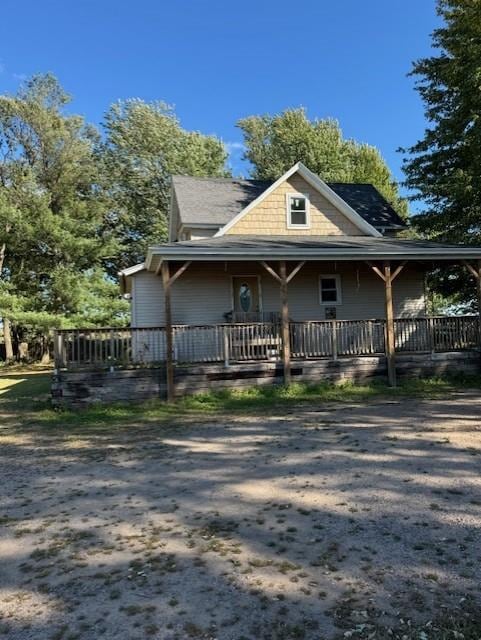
232,277,261,318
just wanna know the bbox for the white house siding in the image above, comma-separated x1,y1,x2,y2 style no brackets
130,262,426,328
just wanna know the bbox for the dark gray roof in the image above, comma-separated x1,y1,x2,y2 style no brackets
171,175,407,230
145,235,481,269
328,183,406,229
172,176,270,226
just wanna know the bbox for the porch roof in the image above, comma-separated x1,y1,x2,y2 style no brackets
144,235,481,270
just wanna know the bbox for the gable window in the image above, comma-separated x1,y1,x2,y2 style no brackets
286,193,310,228
319,275,342,305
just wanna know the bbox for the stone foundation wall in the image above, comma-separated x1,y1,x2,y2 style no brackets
51,351,480,408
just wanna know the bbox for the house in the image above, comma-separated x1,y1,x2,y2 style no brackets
122,162,426,328
114,161,481,399
52,162,481,406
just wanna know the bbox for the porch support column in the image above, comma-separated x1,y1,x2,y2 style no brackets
159,259,192,403
477,260,481,345
367,260,405,388
462,259,481,346
161,261,174,403
383,262,396,388
260,260,304,386
279,261,291,386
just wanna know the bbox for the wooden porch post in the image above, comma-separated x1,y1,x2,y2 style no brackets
279,261,291,385
161,261,174,403
158,260,192,402
260,260,304,386
383,262,396,388
463,259,481,346
476,260,481,348
367,261,405,388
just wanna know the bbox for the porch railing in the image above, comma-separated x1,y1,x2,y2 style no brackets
54,315,479,370
290,319,386,358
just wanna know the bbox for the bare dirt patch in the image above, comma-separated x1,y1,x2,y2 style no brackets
1,392,480,639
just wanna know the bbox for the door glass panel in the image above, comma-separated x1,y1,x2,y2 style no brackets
239,283,252,312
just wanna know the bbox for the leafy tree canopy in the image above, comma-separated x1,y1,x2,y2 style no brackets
238,108,408,217
0,74,126,355
102,99,228,270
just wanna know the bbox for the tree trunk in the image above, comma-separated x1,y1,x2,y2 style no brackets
3,317,14,362
40,336,50,364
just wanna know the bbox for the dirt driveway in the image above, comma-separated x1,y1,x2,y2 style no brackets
1,392,481,639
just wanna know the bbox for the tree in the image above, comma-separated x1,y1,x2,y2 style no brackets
238,108,407,217
0,74,124,359
102,100,228,270
402,0,481,307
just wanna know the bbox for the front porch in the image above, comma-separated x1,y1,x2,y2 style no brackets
54,315,481,369
52,316,481,406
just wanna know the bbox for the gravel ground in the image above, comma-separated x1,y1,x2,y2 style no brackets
0,392,481,640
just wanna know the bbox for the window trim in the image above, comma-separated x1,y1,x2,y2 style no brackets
319,274,342,306
286,192,310,229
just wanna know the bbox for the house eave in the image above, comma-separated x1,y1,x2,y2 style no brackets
145,245,481,270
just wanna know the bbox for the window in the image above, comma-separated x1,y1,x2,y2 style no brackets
286,193,310,228
319,275,342,305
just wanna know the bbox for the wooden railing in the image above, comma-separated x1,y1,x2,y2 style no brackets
54,316,479,370
290,320,385,359
394,316,479,353
173,322,282,364
53,327,167,369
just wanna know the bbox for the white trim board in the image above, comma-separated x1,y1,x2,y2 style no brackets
214,161,382,238
119,263,145,277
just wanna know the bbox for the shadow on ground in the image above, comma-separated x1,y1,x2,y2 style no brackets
0,391,480,639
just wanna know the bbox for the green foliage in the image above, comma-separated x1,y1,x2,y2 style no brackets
28,376,481,430
0,76,230,354
238,108,408,217
402,0,481,304
0,74,122,350
102,99,228,270
403,0,481,240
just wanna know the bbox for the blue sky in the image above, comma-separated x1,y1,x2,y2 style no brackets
1,0,439,187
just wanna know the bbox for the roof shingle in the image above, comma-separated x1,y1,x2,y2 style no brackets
171,175,406,231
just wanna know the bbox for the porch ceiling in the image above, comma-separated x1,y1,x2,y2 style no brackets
145,235,481,271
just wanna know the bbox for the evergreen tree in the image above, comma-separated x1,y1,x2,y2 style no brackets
0,74,124,359
402,0,481,307
238,108,407,217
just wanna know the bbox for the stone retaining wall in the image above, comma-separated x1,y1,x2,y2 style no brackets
51,351,480,408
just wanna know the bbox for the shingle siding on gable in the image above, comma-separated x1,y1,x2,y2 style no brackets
224,174,365,237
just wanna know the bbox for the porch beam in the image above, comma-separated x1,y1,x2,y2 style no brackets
158,260,191,285
366,261,386,282
168,261,192,286
286,261,306,284
383,261,397,388
391,261,407,282
279,261,291,385
260,261,282,283
462,259,480,280
161,261,175,403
